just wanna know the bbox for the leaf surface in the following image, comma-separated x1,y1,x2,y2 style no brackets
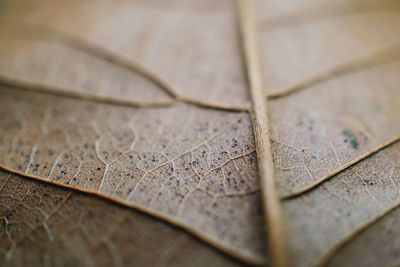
256,0,400,266
0,170,245,267
0,78,265,263
2,0,249,106
0,0,265,264
2,0,400,267
327,201,400,267
258,0,400,94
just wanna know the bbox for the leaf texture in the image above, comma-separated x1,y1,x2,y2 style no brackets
0,170,245,267
256,0,400,266
0,83,265,262
282,143,400,267
258,0,400,94
2,0,249,106
0,29,175,104
270,62,400,196
0,0,265,264
327,201,400,267
1,0,400,267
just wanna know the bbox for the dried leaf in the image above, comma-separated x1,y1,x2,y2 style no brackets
2,0,249,106
327,201,400,267
258,0,400,94
1,0,400,267
0,0,265,265
0,170,244,267
257,0,400,266
0,85,264,262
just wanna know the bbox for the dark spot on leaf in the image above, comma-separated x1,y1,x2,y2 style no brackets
342,129,359,149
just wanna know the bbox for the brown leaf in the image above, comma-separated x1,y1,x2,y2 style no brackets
0,0,265,265
2,0,249,106
257,0,400,266
327,201,400,267
258,0,400,94
282,143,400,267
2,0,400,267
0,170,245,267
0,85,264,262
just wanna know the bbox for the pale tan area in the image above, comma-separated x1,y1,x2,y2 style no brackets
1,0,400,267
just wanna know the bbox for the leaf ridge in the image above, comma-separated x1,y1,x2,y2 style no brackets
316,201,400,267
0,73,248,112
0,85,261,265
2,19,179,98
282,132,400,199
0,74,176,108
1,19,250,111
259,1,400,31
0,162,262,266
267,42,400,99
237,1,285,266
